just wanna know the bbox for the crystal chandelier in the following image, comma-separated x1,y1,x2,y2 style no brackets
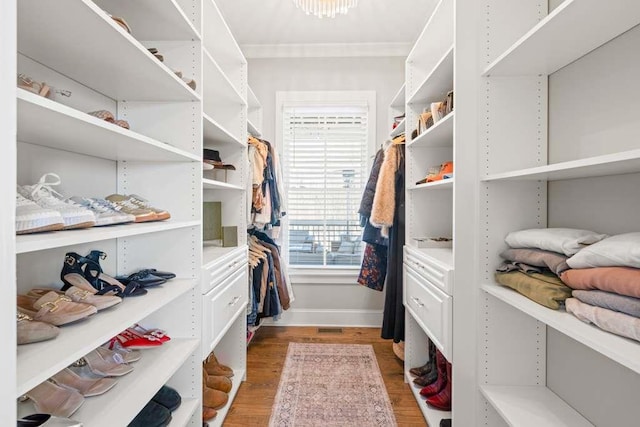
292,0,359,18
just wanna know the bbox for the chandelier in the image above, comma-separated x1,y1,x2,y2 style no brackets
292,0,359,18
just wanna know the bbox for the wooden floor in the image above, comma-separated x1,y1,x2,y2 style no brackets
223,326,428,426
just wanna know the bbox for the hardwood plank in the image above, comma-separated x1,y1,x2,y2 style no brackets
222,326,428,426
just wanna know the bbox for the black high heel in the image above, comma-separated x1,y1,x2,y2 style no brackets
61,252,120,296
84,251,147,297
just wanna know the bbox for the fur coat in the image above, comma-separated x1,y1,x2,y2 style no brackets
370,144,401,237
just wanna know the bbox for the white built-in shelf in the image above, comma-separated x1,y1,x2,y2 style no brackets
248,86,261,111
18,0,199,102
409,112,454,149
203,244,246,268
18,89,199,162
481,385,594,427
408,46,454,105
203,178,244,191
203,47,246,110
390,118,406,138
209,369,246,427
18,339,200,427
248,119,262,138
202,0,246,68
17,280,196,396
412,179,454,191
92,0,201,41
390,84,406,110
171,398,200,427
483,283,640,376
483,0,640,76
482,149,640,182
17,220,200,254
407,0,454,67
203,113,244,149
404,370,452,427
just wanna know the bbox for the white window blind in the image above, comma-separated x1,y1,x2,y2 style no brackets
282,104,369,267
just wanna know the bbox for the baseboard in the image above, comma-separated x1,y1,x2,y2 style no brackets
263,308,383,327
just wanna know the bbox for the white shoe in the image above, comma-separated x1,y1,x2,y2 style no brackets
18,413,83,427
69,197,135,227
15,192,65,234
19,174,96,230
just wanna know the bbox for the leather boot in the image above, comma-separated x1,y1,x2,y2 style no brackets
420,349,447,397
413,366,438,387
410,340,436,377
202,406,217,421
203,353,233,377
440,419,452,427
203,386,228,410
427,359,452,410
202,367,232,392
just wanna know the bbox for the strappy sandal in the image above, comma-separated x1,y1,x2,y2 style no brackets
17,74,50,98
129,323,171,342
84,251,147,297
61,252,122,297
114,329,164,349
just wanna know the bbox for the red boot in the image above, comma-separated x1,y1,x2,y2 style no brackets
427,358,452,410
420,349,447,397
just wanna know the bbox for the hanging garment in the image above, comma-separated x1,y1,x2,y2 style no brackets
359,148,385,221
358,243,388,291
371,145,400,238
381,145,405,342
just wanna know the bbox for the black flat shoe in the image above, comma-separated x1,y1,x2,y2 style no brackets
115,270,167,288
152,385,182,412
128,401,172,427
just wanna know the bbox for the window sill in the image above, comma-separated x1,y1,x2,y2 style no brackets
288,266,360,285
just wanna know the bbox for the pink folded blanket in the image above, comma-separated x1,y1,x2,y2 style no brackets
566,298,640,343
560,267,640,299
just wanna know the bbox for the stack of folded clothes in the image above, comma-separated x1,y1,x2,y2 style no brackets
495,228,608,309
561,232,640,342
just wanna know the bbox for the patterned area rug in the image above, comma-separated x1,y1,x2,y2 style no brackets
269,343,398,427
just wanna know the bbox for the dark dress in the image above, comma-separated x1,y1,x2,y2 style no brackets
381,145,405,342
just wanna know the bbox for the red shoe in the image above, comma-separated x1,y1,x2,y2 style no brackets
129,323,171,343
426,359,451,410
114,329,163,349
420,349,447,397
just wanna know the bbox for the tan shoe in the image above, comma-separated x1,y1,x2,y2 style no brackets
51,368,117,397
204,352,234,377
24,380,84,418
28,287,122,311
202,367,232,392
104,194,158,223
203,406,217,420
203,386,228,410
17,292,97,326
128,194,171,221
17,311,59,345
77,349,134,377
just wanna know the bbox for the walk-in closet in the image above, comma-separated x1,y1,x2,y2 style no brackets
2,1,640,426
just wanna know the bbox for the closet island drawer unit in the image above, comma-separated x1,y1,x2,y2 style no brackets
203,265,248,357
202,245,248,293
404,262,453,360
404,246,454,295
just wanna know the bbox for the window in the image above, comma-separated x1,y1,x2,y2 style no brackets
277,91,376,268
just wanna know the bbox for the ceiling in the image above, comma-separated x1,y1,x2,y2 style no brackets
215,0,438,52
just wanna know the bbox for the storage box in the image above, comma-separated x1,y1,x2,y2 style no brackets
203,201,222,241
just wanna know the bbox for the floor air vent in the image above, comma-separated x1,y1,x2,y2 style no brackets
317,327,343,334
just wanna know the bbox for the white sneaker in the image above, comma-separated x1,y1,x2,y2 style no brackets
70,197,135,227
19,173,96,230
15,192,65,234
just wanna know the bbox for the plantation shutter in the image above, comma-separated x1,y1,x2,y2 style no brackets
282,104,369,266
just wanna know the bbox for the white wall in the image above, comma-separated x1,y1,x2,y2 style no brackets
249,56,405,326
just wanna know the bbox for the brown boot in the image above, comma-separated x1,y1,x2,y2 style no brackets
202,367,232,392
202,406,217,420
203,386,228,410
204,353,233,377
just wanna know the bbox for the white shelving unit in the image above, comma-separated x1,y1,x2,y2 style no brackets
408,112,454,149
477,1,640,426
247,86,263,137
411,179,454,191
405,371,452,426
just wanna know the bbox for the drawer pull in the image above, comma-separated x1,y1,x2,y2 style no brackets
228,296,241,306
411,297,425,308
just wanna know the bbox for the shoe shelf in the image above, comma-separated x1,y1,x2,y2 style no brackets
208,368,246,427
408,46,454,106
480,385,594,427
169,398,200,427
203,47,247,111
247,118,262,138
204,113,245,149
482,283,640,376
483,0,640,76
202,178,244,191
18,89,200,163
16,221,200,255
390,118,406,139
390,83,406,111
17,280,196,396
19,339,200,427
404,370,452,427
481,148,640,182
408,112,454,149
92,0,201,41
18,0,199,102
411,179,454,191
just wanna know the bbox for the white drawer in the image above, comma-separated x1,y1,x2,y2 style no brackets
202,246,247,294
404,263,452,360
202,266,248,357
404,246,454,295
